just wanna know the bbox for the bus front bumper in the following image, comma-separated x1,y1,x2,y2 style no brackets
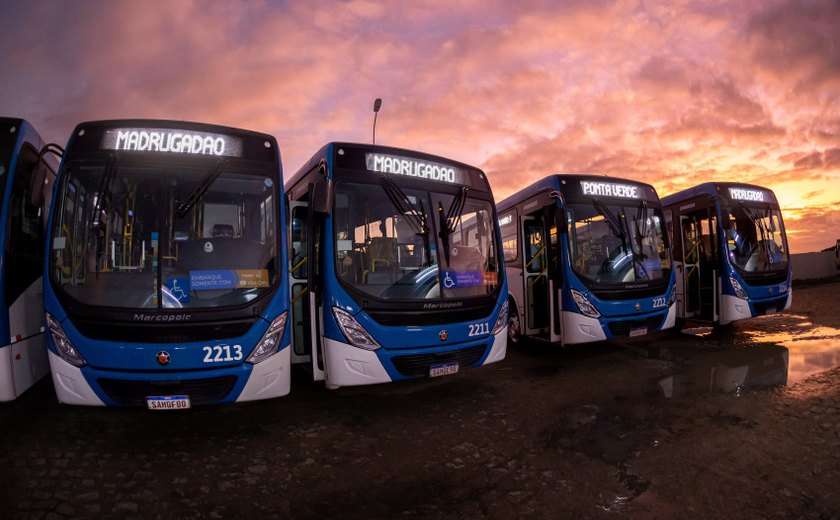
323,329,506,388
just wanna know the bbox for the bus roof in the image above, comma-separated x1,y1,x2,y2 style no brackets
1,117,47,149
661,182,779,207
286,142,490,193
497,173,660,211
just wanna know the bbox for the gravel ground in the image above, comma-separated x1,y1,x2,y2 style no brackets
2,280,839,519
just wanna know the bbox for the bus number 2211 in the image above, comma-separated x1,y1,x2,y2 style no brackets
468,323,490,337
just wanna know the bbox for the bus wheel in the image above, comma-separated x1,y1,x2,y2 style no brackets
508,303,522,345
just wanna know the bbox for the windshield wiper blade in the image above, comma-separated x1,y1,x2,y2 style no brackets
176,159,228,218
438,186,469,266
592,198,626,242
380,177,432,265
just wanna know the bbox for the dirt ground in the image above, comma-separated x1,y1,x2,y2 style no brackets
2,281,840,519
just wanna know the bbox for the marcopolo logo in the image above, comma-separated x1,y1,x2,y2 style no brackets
156,351,171,366
133,313,193,322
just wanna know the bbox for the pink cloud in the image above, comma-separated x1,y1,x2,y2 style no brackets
1,0,838,252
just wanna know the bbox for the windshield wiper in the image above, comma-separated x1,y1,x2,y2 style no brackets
176,159,228,218
380,177,432,265
592,198,626,244
438,186,468,266
741,203,774,264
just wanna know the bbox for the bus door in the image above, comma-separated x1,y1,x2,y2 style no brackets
680,210,717,321
288,200,325,381
522,211,549,338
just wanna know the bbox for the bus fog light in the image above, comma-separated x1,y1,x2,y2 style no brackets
571,289,601,318
46,313,86,367
729,277,748,300
333,308,380,351
492,300,509,335
247,311,288,364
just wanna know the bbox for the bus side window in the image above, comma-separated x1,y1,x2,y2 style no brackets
500,211,517,262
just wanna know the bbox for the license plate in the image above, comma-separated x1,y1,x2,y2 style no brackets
629,327,648,337
147,395,191,410
429,362,459,378
765,307,777,315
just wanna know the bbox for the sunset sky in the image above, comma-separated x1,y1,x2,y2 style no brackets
1,0,837,253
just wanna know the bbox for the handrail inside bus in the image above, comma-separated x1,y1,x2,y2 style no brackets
291,286,309,305
290,256,307,273
524,244,546,272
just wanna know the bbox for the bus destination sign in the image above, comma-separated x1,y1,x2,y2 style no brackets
580,181,640,199
366,153,464,184
728,187,766,202
102,128,243,157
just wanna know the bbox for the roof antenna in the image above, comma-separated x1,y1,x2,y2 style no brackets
372,98,382,145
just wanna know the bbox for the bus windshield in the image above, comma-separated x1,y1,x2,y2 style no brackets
333,180,500,301
50,157,279,309
568,201,670,285
724,204,788,274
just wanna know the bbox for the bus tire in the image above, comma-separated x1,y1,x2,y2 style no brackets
508,301,522,345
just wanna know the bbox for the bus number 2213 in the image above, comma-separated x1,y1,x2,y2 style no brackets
202,345,243,363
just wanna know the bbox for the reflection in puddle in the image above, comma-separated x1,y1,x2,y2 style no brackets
659,345,789,398
741,314,840,384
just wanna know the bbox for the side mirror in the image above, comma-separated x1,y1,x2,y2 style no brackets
311,178,334,215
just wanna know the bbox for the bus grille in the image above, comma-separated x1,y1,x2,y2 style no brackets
607,316,665,337
97,376,238,406
391,345,487,377
73,319,256,343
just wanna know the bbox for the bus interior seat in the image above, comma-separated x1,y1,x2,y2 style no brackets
212,224,235,238
367,236,397,272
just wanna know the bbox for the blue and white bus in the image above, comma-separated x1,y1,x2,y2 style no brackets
286,143,507,388
497,175,676,346
661,182,791,326
0,118,60,401
44,120,290,407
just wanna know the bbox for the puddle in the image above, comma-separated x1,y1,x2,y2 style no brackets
659,344,789,398
741,314,840,384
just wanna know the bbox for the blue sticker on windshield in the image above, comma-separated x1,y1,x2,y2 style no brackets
189,270,270,290
190,270,238,290
442,270,483,288
166,277,190,303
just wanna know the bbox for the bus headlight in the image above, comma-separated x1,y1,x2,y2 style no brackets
46,313,86,367
492,300,509,335
571,289,601,319
729,276,748,300
247,311,288,364
333,307,380,351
